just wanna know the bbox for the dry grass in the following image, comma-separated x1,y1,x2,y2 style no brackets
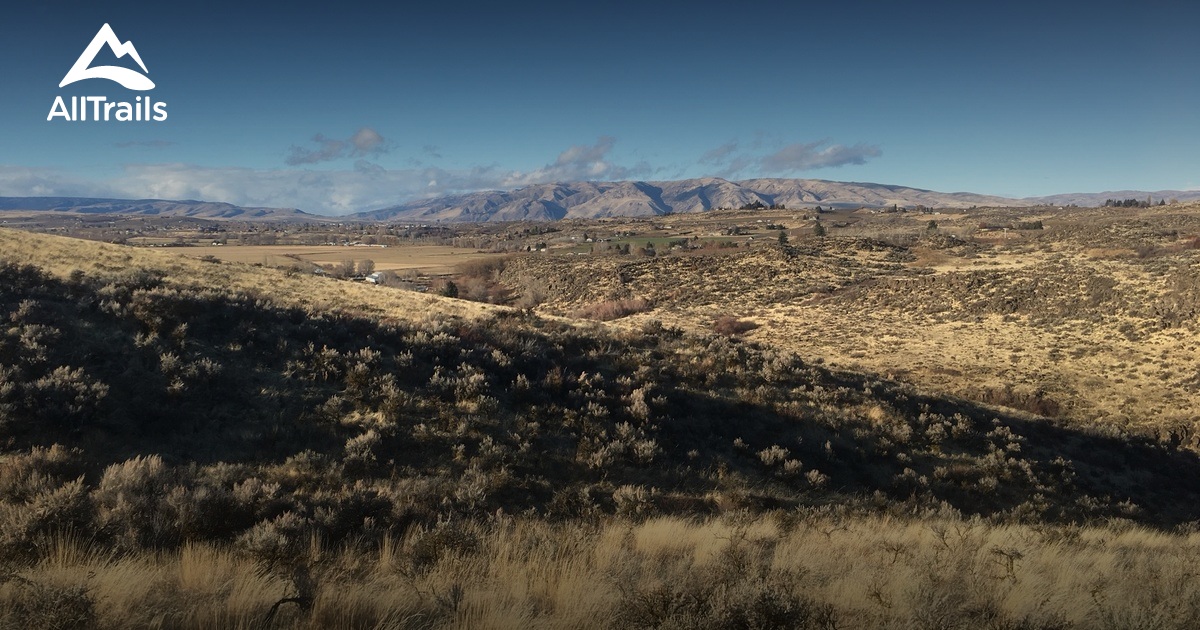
5,515,1200,629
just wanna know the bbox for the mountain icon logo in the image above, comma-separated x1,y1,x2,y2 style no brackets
59,23,155,91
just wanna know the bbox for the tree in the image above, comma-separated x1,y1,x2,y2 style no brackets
778,230,789,245
357,259,375,276
374,270,400,287
813,221,826,237
334,259,355,279
440,280,459,298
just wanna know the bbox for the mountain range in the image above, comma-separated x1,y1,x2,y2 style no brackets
1,178,1197,223
352,178,1200,222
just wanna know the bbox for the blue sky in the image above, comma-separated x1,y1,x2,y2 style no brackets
1,0,1197,214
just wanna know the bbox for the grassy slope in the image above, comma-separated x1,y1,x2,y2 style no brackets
0,228,500,323
506,213,1200,432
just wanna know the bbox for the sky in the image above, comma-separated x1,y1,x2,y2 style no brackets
1,0,1197,215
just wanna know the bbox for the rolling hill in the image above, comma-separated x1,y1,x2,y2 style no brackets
0,197,316,221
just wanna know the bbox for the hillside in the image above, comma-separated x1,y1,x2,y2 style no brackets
5,230,1196,519
3,228,1200,523
497,205,1200,436
2,229,1200,628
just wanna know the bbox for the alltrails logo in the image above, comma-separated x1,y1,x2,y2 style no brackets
47,23,168,122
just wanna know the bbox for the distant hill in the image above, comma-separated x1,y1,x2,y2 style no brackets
1024,190,1200,207
0,197,317,221
353,178,1022,222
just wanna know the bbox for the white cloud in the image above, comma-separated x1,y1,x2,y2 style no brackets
113,163,424,214
699,140,739,165
0,136,656,215
759,140,881,172
114,140,176,149
699,137,882,177
350,128,385,153
285,127,390,165
499,136,653,187
0,166,120,198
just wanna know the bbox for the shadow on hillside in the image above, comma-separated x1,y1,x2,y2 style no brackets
3,260,1200,526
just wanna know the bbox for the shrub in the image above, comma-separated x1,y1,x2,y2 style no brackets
231,477,287,523
572,297,651,321
92,455,175,550
1,578,96,630
612,484,654,516
713,315,759,336
164,481,241,541
408,522,480,572
343,430,383,476
758,445,790,467
612,575,837,630
0,478,90,557
0,445,85,502
237,511,314,568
